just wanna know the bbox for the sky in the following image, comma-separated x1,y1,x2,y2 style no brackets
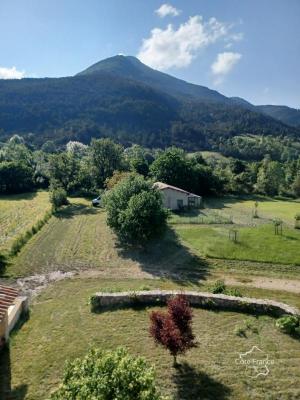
0,0,299,108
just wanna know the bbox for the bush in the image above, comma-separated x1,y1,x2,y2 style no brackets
295,213,300,229
210,280,242,297
50,187,68,209
50,347,166,400
210,280,226,294
104,175,168,245
276,315,300,334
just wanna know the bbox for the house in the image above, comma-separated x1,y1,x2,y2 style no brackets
154,182,202,210
0,285,28,348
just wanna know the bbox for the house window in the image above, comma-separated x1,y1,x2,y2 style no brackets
177,199,184,209
188,197,196,207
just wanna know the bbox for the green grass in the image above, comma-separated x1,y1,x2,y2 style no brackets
0,192,51,253
176,224,300,265
8,198,208,281
205,196,300,226
2,277,300,400
169,209,232,225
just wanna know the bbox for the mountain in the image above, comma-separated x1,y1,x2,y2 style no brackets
0,55,298,149
77,55,229,103
256,105,300,128
230,96,256,110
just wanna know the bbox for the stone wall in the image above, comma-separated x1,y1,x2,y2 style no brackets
91,290,300,317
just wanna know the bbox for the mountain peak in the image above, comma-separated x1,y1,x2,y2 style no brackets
76,55,143,77
77,54,228,103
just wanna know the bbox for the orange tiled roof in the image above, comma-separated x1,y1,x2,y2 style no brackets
0,285,18,323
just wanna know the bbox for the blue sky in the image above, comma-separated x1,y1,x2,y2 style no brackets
0,0,299,108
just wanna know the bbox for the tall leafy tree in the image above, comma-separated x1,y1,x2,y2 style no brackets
90,138,124,187
104,175,168,245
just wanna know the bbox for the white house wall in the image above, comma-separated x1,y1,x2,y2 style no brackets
160,188,189,210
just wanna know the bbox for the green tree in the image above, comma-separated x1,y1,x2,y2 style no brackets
150,147,191,190
0,161,34,193
292,175,300,197
50,347,165,400
150,147,222,195
255,158,285,196
49,152,80,193
104,175,168,245
90,138,124,187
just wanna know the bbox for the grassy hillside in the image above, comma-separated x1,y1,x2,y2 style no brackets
3,277,300,400
0,192,51,253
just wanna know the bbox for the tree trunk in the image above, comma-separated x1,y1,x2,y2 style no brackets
173,355,178,367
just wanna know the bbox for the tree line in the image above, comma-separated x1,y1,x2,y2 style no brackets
0,134,299,198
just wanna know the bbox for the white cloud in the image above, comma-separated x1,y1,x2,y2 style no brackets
224,32,244,49
0,66,25,79
138,16,236,70
155,3,181,18
211,52,242,84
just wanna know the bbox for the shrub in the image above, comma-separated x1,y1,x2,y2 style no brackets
276,315,300,334
50,347,166,400
104,175,168,245
210,280,226,294
226,288,243,297
234,325,247,337
209,280,242,297
295,213,300,229
150,295,196,366
50,187,68,209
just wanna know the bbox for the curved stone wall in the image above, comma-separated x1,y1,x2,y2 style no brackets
91,290,300,317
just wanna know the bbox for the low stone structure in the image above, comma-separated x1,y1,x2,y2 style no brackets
0,285,28,348
91,290,300,317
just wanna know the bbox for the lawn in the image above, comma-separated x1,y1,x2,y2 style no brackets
0,192,51,253
8,196,300,280
205,196,300,226
2,277,300,400
176,224,300,265
8,197,207,281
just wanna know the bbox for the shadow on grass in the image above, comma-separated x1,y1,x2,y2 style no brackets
0,253,10,278
204,195,280,210
54,203,101,219
172,362,231,400
0,191,38,202
118,226,211,286
0,346,28,400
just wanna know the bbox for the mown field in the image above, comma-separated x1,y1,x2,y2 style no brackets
204,196,300,226
1,277,300,400
8,197,207,280
172,196,300,268
0,192,51,253
176,224,300,265
6,195,300,280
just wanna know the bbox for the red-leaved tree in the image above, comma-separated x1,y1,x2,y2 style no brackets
150,294,196,366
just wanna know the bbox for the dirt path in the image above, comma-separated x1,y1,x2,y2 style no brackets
9,265,300,301
223,275,300,294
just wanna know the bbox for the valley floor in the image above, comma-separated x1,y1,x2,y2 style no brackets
1,193,300,399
